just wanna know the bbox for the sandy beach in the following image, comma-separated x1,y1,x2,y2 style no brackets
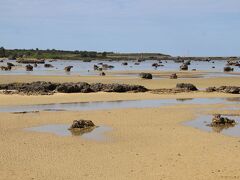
1,73,240,180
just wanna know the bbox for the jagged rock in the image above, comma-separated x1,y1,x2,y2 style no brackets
64,66,73,72
0,81,58,95
224,66,234,72
90,83,148,92
211,114,236,126
170,73,177,79
206,87,217,92
180,64,188,70
122,62,128,65
139,73,153,79
68,120,95,130
206,86,240,94
26,64,33,71
217,86,240,94
56,82,92,93
0,81,148,94
176,83,198,91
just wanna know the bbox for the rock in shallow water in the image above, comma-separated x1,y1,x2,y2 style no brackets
210,114,236,126
68,120,95,130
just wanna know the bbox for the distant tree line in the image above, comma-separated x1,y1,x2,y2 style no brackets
0,47,110,60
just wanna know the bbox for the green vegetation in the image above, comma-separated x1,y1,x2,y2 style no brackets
0,47,170,60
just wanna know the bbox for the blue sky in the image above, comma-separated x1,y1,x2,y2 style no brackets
0,0,240,56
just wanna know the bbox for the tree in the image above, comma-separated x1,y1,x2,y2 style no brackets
0,47,6,57
102,51,107,57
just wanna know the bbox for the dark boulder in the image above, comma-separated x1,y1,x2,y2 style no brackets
26,64,33,71
122,62,128,66
99,72,106,76
224,67,234,72
64,66,73,72
139,73,153,79
7,62,15,67
176,83,198,91
44,64,54,68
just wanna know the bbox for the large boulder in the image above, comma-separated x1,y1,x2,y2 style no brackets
139,73,153,79
176,83,198,91
26,64,33,71
224,67,234,72
64,66,73,72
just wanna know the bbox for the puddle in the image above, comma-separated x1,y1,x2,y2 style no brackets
1,97,240,113
183,115,240,137
25,125,112,141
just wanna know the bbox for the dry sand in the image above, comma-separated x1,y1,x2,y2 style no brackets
1,73,240,179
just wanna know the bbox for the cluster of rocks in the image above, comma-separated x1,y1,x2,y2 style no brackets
0,81,148,95
210,114,236,127
0,62,15,71
226,60,240,66
206,86,240,94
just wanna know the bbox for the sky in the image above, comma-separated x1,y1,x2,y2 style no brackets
0,0,240,56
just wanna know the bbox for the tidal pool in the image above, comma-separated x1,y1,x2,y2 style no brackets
183,115,240,137
1,97,240,113
25,125,112,141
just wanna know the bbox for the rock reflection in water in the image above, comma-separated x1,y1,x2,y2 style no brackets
69,126,96,136
25,124,112,141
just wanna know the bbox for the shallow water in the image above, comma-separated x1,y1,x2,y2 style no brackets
183,115,240,137
1,59,240,77
25,125,112,141
1,97,240,113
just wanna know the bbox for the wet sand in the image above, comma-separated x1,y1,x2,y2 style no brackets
1,104,240,180
1,73,240,179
